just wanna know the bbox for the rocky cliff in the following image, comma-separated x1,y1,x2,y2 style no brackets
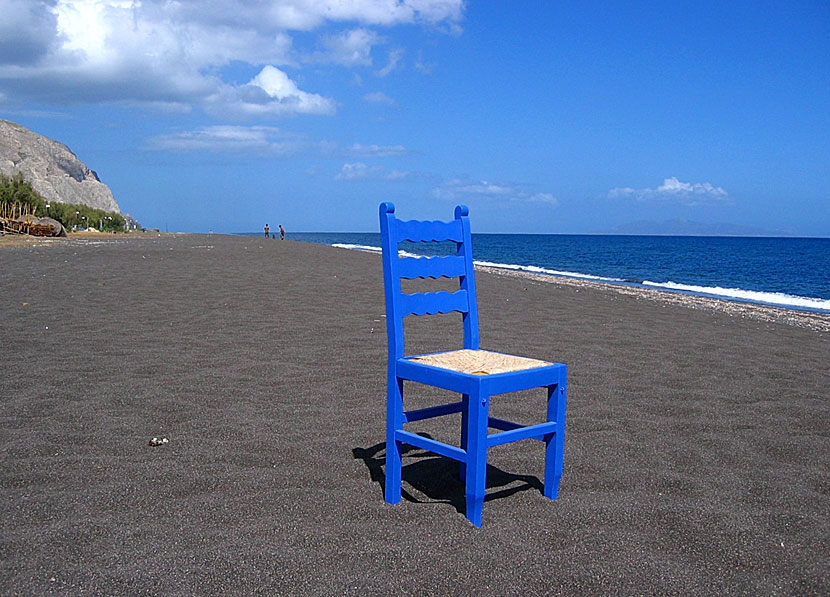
0,119,121,213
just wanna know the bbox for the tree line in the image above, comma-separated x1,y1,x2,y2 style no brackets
0,172,126,232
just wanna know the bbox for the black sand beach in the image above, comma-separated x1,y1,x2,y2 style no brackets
2,233,828,594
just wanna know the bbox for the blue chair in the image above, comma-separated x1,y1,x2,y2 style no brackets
379,202,568,526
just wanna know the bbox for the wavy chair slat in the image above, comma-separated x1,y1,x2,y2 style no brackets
396,255,467,280
395,219,464,243
401,289,469,316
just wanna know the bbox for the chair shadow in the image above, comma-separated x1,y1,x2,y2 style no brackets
352,434,544,516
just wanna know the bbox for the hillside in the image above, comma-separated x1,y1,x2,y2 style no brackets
0,119,121,214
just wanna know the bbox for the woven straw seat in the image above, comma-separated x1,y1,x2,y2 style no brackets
409,349,551,376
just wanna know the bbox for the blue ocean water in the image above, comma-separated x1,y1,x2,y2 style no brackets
245,232,830,313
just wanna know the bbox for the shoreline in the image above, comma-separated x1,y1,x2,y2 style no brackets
476,265,830,332
323,241,830,327
0,229,180,246
4,231,828,332
326,242,830,332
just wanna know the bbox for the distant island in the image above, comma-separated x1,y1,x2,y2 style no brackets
599,218,797,237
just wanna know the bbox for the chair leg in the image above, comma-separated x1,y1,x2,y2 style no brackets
385,376,404,504
465,390,489,527
544,376,567,499
459,393,469,480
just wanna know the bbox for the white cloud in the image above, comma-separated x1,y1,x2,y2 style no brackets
528,192,558,204
142,124,412,159
230,65,336,117
335,162,414,181
364,91,397,104
346,142,409,157
657,176,728,197
314,28,381,66
143,125,309,154
0,0,464,113
414,50,433,74
336,162,382,180
609,177,729,205
252,0,465,30
433,178,559,205
0,0,59,67
376,48,403,77
199,71,335,119
386,169,412,180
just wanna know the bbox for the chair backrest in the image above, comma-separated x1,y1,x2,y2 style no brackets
379,202,480,359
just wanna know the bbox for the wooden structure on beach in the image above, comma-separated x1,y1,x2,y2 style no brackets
0,202,66,237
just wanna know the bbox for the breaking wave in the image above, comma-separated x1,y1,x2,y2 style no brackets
327,239,830,314
473,260,623,282
641,280,830,311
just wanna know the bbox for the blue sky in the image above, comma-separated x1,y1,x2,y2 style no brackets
1,0,828,235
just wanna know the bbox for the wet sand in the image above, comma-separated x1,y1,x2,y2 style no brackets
1,233,828,594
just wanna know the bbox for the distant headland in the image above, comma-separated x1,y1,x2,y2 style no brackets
599,218,798,237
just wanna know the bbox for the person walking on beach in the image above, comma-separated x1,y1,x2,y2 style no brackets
264,224,269,238
279,225,285,240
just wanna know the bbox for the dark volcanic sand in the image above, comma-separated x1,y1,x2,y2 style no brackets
1,233,828,595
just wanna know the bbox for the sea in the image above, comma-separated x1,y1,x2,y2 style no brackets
242,232,830,314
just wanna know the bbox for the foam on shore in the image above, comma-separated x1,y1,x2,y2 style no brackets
642,280,830,312
330,241,830,327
